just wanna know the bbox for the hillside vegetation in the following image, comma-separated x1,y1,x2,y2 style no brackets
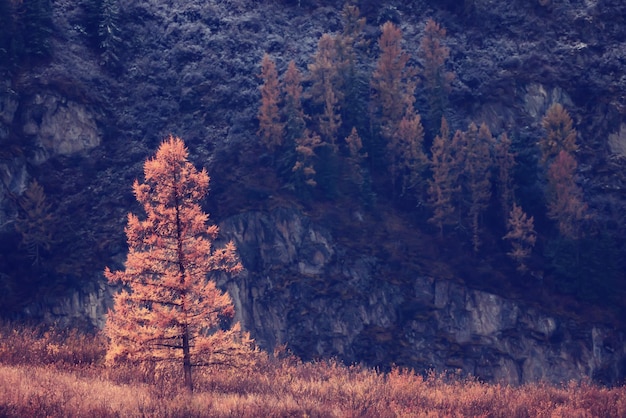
1,0,626,384
0,323,624,417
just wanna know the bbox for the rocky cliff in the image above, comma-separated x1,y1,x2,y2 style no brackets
1,0,626,384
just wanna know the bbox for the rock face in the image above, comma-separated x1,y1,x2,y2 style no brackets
21,93,100,163
22,281,113,330
217,208,626,385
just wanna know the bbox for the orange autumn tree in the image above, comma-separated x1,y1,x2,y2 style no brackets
539,103,577,166
371,21,416,141
503,203,536,273
104,136,249,393
546,150,588,239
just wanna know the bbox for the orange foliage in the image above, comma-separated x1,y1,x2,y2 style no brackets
308,34,342,149
390,108,427,198
104,136,250,392
257,53,284,151
546,150,588,239
503,203,537,272
15,180,54,266
1,328,625,418
293,129,322,187
282,60,306,143
540,103,578,165
428,118,461,235
371,21,417,140
344,127,367,187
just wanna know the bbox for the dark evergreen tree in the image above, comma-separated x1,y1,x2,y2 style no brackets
0,0,15,68
84,0,122,69
18,0,54,60
98,0,122,69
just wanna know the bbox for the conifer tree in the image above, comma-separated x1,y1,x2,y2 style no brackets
308,34,342,149
104,136,250,393
15,180,54,266
389,109,427,198
539,103,577,166
293,129,322,188
427,118,460,235
418,18,454,125
17,0,53,59
258,54,284,152
336,3,368,132
503,203,536,273
371,22,416,140
464,122,493,251
282,60,306,144
97,0,122,69
0,0,15,67
546,150,587,239
344,126,368,189
493,132,516,220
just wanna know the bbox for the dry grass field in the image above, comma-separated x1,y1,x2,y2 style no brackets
0,323,624,417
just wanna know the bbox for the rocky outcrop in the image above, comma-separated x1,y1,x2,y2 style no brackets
218,208,626,385
21,93,100,164
21,281,113,330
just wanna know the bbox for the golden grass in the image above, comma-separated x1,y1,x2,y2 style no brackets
0,323,624,417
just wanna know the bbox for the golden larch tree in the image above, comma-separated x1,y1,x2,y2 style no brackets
389,108,427,198
258,54,284,152
546,150,588,239
503,203,536,273
539,103,577,166
293,129,322,188
105,136,249,393
370,21,417,140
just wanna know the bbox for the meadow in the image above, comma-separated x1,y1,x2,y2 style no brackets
0,323,624,417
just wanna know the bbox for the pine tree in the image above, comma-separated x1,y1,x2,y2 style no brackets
464,122,493,251
418,18,454,125
104,136,250,393
503,203,536,273
258,54,284,152
546,150,587,239
0,0,15,67
539,103,577,166
98,0,122,69
17,0,53,60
